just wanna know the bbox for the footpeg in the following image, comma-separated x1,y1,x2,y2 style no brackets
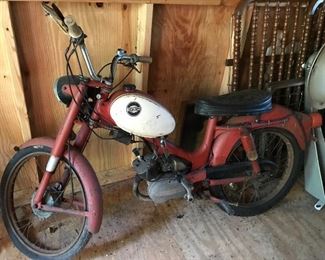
218,200,235,216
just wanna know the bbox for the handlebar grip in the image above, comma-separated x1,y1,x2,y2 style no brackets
137,56,153,64
64,15,83,39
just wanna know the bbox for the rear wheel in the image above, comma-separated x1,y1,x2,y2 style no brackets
0,146,91,259
210,128,302,216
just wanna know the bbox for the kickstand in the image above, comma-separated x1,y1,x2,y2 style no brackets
304,128,325,211
314,200,325,211
205,190,235,215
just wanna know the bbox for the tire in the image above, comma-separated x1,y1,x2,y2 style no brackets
1,146,91,259
210,128,303,216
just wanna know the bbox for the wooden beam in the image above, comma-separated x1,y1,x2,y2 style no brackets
219,4,252,94
5,0,232,6
134,3,153,92
131,3,153,161
0,1,34,187
1,1,31,142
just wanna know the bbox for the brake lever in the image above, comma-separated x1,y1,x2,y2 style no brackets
51,3,65,21
119,55,138,66
118,59,140,73
41,2,68,34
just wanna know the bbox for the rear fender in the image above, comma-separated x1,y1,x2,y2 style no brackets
259,105,308,150
227,104,310,151
21,137,103,234
210,104,310,166
210,130,241,166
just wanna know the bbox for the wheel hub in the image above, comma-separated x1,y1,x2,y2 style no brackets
31,191,55,220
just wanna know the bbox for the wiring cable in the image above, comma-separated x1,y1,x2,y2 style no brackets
63,38,140,141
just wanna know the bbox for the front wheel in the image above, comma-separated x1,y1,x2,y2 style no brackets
1,146,91,259
210,128,303,216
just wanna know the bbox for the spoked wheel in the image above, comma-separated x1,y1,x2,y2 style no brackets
210,128,303,216
1,146,91,259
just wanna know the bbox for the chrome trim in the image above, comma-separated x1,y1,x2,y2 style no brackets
79,43,102,82
46,156,60,172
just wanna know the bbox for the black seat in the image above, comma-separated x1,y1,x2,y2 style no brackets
195,89,272,116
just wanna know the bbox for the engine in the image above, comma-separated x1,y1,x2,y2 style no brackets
132,151,192,203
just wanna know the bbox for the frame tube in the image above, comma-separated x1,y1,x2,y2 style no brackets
34,85,86,204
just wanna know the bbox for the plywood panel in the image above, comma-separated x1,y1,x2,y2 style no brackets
10,2,140,174
4,1,242,184
148,2,240,142
0,2,31,176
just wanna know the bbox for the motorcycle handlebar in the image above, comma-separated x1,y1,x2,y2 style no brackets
43,3,152,83
42,2,68,33
64,15,83,39
137,56,153,64
42,3,83,39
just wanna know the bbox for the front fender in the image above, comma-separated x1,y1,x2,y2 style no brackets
21,137,103,234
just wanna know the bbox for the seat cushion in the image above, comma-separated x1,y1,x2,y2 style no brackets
195,89,272,116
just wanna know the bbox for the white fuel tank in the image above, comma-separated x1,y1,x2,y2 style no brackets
110,93,175,138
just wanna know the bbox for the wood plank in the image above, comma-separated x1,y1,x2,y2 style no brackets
148,2,239,143
84,181,325,259
1,2,31,142
0,1,32,180
5,0,234,6
131,3,153,159
1,179,325,259
134,3,153,92
219,3,252,95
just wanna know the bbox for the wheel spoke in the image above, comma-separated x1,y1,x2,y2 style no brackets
218,129,295,208
2,148,89,257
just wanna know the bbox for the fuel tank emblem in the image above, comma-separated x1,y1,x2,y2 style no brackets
126,102,141,116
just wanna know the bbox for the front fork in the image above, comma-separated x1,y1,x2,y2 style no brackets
33,85,88,205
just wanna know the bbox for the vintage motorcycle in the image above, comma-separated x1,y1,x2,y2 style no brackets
0,3,322,259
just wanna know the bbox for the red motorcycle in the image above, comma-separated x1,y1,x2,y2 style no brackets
0,3,322,259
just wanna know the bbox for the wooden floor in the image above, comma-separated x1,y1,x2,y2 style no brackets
1,178,325,259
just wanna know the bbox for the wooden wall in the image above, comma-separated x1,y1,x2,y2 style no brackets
0,0,239,183
9,1,143,184
0,2,31,170
148,2,238,141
